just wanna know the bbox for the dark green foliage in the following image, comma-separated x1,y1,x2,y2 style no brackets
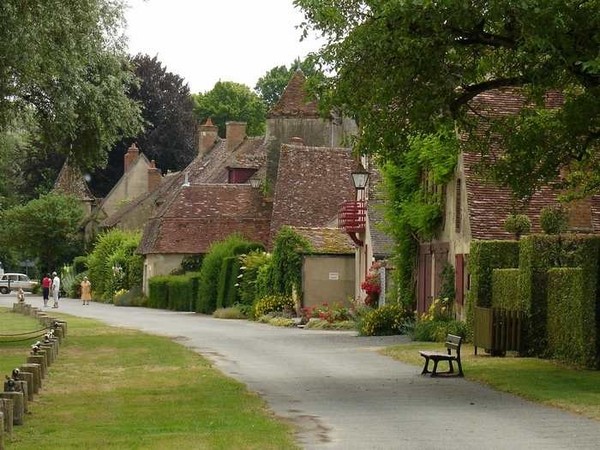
148,276,170,309
503,214,531,240
216,257,236,310
439,263,455,302
237,251,271,306
181,255,203,272
196,235,263,314
168,275,194,311
519,234,600,357
411,319,469,343
113,286,147,307
357,303,412,336
547,268,598,368
540,206,569,235
270,227,312,298
73,256,88,274
491,269,522,311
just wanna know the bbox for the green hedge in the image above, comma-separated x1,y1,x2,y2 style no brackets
491,269,522,310
168,275,194,311
148,275,170,309
519,235,600,356
467,240,519,337
547,268,598,368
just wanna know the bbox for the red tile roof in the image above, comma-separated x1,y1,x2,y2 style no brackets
268,70,320,118
291,227,355,254
270,144,356,243
138,184,272,254
53,162,95,201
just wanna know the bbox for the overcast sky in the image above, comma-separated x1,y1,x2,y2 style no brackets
124,0,323,94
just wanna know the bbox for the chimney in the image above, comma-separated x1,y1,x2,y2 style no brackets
226,121,247,153
147,160,162,192
124,143,140,172
290,136,304,146
198,118,218,156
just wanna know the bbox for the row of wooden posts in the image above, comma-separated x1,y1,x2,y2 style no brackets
0,302,67,450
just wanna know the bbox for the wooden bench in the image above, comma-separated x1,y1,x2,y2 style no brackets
419,334,464,377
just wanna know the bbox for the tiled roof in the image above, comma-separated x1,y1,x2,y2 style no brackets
368,201,395,258
291,227,355,254
270,144,356,243
463,88,600,239
53,162,95,201
138,184,272,254
268,70,320,118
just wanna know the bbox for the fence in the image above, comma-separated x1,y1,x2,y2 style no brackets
473,306,523,356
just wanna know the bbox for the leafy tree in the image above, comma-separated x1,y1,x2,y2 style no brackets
89,54,198,196
255,58,320,109
0,0,143,171
0,193,84,273
295,1,600,198
192,81,267,137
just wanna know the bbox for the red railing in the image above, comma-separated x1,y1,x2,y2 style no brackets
338,200,366,233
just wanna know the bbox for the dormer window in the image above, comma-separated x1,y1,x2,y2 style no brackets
227,167,257,184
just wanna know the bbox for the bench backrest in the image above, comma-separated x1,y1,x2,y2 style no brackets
445,334,462,356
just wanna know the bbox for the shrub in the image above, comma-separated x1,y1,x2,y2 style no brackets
114,286,147,307
270,227,312,297
357,303,410,336
361,262,381,307
301,303,353,324
253,294,295,319
412,319,468,342
238,251,272,305
212,305,248,319
540,206,568,235
503,214,531,239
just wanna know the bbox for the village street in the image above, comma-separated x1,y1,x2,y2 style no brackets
3,293,600,450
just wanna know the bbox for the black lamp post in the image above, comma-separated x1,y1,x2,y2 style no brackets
351,163,370,192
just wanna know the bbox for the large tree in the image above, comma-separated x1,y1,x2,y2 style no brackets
0,194,84,273
90,54,198,196
295,0,600,199
193,81,267,138
0,0,143,172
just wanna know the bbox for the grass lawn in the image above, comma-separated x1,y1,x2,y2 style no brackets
0,307,299,449
382,341,600,421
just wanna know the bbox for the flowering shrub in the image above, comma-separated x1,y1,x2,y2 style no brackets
253,294,295,319
301,302,353,323
361,262,382,307
412,297,468,342
357,303,411,336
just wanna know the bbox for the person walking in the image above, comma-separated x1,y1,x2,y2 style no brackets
80,276,92,305
41,273,52,307
51,271,60,308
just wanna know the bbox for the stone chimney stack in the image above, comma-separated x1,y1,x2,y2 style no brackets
198,118,218,156
124,143,140,172
226,121,247,153
147,160,162,192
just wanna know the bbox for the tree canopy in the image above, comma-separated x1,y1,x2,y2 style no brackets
0,193,84,272
0,0,143,171
193,81,267,137
295,0,600,199
255,58,320,109
90,54,198,196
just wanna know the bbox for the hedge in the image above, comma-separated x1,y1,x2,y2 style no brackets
547,268,598,368
148,275,170,309
491,269,522,310
168,275,194,311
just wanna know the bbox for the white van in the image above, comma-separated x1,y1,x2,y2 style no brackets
0,273,38,294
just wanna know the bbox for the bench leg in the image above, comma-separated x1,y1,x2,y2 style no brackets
456,359,464,377
421,356,431,375
431,359,439,376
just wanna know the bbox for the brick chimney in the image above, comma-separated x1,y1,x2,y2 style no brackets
226,121,247,153
124,143,140,172
147,160,162,192
567,198,593,231
198,118,218,156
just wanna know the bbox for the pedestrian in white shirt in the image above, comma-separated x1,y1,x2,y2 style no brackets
51,271,60,308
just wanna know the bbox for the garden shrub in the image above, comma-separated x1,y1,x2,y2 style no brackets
503,214,531,239
491,269,523,310
148,275,170,309
411,318,468,342
540,206,568,235
253,294,295,319
357,303,411,336
547,268,598,368
212,305,247,319
270,226,311,298
168,275,194,311
72,256,88,274
237,251,271,306
114,286,147,307
301,303,353,324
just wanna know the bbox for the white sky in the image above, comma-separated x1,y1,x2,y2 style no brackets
124,0,323,94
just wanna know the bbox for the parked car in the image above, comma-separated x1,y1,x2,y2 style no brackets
0,273,39,294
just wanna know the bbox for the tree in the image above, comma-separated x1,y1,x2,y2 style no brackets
0,0,143,171
0,194,84,273
192,81,267,138
90,54,198,196
295,1,600,199
255,58,321,109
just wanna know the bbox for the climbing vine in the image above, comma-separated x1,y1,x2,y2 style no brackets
381,126,459,306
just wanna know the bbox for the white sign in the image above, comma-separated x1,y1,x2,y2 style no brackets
329,272,339,280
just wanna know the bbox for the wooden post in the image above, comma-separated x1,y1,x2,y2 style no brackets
0,392,24,425
26,355,47,379
19,364,41,392
0,399,13,435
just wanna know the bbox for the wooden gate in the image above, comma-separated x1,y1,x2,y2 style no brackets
473,307,523,355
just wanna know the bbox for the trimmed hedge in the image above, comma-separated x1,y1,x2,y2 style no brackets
519,234,600,356
148,275,170,309
491,269,522,310
547,268,598,368
168,275,194,311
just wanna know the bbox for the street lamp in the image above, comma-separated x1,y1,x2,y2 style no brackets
351,163,370,191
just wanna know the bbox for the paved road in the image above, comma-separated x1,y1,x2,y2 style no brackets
3,294,600,449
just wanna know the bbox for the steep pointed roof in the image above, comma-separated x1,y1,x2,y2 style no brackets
53,161,95,201
268,70,320,118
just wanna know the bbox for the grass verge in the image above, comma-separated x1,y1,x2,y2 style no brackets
382,341,600,421
0,307,299,449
